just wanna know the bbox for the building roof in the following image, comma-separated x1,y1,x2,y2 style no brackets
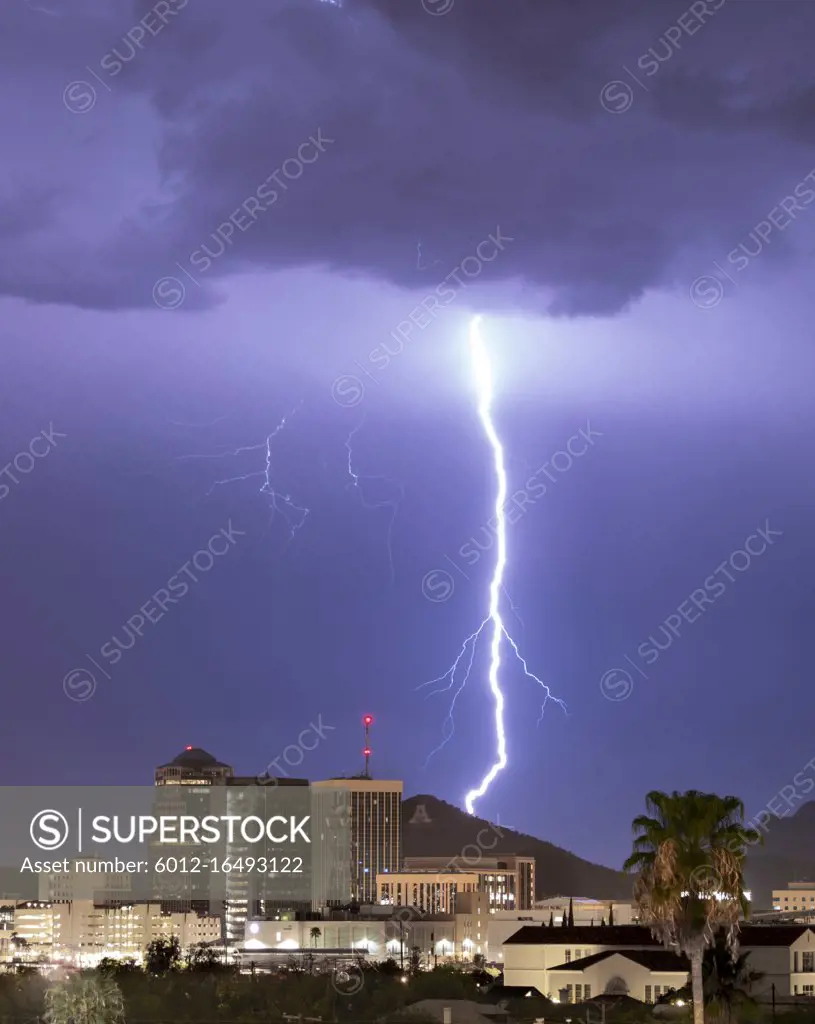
406,999,504,1024
504,922,815,950
234,775,309,786
548,949,689,973
739,925,815,947
504,925,661,946
157,747,232,770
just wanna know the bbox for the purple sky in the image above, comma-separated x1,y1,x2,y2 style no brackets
2,0,815,870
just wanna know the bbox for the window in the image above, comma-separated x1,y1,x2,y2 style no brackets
584,985,591,999
565,986,573,1003
804,952,814,973
575,984,582,1000
655,986,661,998
804,985,814,997
645,986,652,1004
565,950,571,963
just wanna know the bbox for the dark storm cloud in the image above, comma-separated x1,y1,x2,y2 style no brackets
4,0,815,314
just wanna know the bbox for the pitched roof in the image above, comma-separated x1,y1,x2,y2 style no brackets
504,925,660,946
739,925,815,947
504,923,815,950
548,949,689,973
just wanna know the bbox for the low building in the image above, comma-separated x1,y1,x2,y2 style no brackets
503,923,815,1002
403,856,535,911
548,949,689,1003
243,915,456,963
377,871,480,914
2,900,221,966
773,882,815,915
244,893,492,963
533,897,635,926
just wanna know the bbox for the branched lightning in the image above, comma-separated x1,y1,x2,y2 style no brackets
344,415,404,585
416,240,442,271
421,316,566,816
176,403,309,544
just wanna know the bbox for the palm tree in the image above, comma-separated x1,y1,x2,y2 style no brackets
623,790,760,1024
44,975,125,1024
310,926,322,948
670,932,764,1021
704,930,764,1024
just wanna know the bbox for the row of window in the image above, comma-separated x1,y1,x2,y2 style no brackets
563,949,591,963
794,952,815,972
563,984,591,1001
644,986,672,1003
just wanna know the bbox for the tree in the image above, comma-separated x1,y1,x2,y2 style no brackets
567,897,574,927
144,935,181,975
310,926,322,948
185,943,226,972
561,907,567,927
97,958,140,977
608,902,615,926
704,930,763,1023
624,790,759,1024
548,911,554,927
409,945,423,975
44,975,125,1024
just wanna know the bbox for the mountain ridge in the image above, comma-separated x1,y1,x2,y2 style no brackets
402,794,633,900
402,795,815,909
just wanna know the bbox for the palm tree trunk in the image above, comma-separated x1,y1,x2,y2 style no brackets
691,941,705,1024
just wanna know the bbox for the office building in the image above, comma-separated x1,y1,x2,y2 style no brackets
2,900,220,966
403,855,535,911
378,871,480,913
153,748,310,943
312,776,402,904
773,882,815,915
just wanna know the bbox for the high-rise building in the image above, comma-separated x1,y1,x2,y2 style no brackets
154,746,234,785
312,777,402,904
153,748,311,942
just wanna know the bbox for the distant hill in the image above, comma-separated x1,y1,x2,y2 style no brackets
402,794,632,900
401,795,815,909
744,801,815,908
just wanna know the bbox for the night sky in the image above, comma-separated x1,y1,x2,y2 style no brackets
2,0,815,872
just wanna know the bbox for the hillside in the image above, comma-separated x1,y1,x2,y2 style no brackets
402,794,632,900
744,801,815,908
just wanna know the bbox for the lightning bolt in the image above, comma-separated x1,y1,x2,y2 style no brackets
416,240,442,271
344,415,404,585
176,404,309,544
421,316,565,816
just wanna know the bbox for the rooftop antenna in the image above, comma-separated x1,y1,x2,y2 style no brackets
363,715,373,778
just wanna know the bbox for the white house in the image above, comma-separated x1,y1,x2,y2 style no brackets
503,923,815,1002
547,949,689,1003
503,925,662,999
